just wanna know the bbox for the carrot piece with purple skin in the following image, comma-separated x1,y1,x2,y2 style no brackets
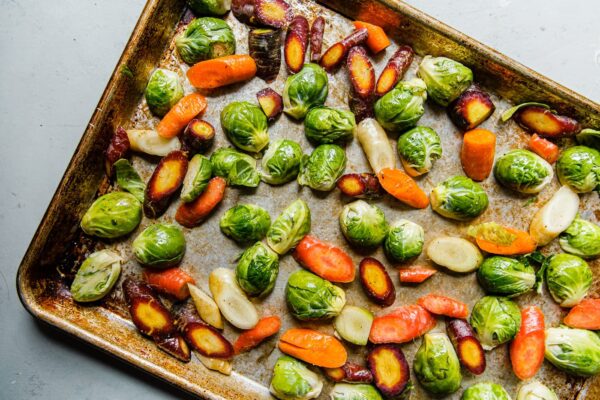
446,318,486,375
375,46,414,96
319,28,368,72
284,16,309,74
347,45,375,99
256,87,283,121
144,150,188,218
309,16,325,62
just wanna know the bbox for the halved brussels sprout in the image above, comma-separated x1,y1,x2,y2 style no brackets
556,145,600,193
430,175,489,220
470,296,521,350
210,147,260,187
545,327,600,376
384,219,424,263
286,270,346,320
80,192,142,239
70,249,122,302
374,78,427,133
270,355,323,400
221,101,269,153
414,333,462,395
187,0,231,16
175,17,235,65
417,56,473,106
260,139,303,185
544,253,592,307
220,204,271,243
283,63,329,119
235,241,279,297
576,128,600,150
461,382,511,400
113,159,145,203
559,218,600,259
181,154,212,202
304,106,356,144
477,256,535,297
397,126,442,176
144,69,184,117
297,144,347,191
494,149,554,194
517,381,558,400
267,199,311,254
339,200,388,248
330,384,383,400
132,223,186,268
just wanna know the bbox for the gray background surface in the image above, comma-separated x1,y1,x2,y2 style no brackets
1,0,599,398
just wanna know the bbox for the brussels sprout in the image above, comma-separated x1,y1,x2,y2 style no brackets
493,149,553,194
576,128,600,150
544,253,592,307
556,145,600,193
397,126,442,176
330,384,383,400
470,296,521,350
516,381,558,400
114,159,145,203
384,219,424,263
187,0,231,16
297,144,347,191
267,199,311,254
417,56,473,106
175,17,235,65
221,101,269,153
210,147,260,187
270,356,323,400
70,250,122,302
261,139,303,185
477,256,536,297
414,333,462,395
181,154,212,202
235,241,279,297
283,63,329,119
374,78,427,133
80,192,142,239
559,218,600,258
132,223,186,268
430,176,489,220
304,106,356,144
220,204,271,243
286,270,346,320
339,200,388,248
461,382,511,400
144,69,184,117
545,327,600,376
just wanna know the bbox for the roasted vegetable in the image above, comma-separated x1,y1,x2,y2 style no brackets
430,175,489,220
188,283,223,329
298,144,347,191
256,87,283,121
220,204,271,243
494,149,554,194
294,235,355,283
260,139,303,185
414,333,462,395
477,256,535,297
181,154,212,203
446,318,486,375
319,28,368,72
197,354,232,375
399,266,437,284
221,101,269,153
105,127,130,176
544,253,592,307
470,296,521,350
359,257,395,307
233,315,281,354
529,185,579,245
417,56,473,106
502,103,581,138
123,278,176,338
126,129,181,157
330,384,381,400
285,270,346,320
559,218,600,258
187,0,231,16
269,355,323,400
369,304,436,344
175,176,226,227
461,128,496,181
143,267,195,300
545,326,600,376
374,78,427,133
187,54,257,89
347,45,375,99
133,224,186,268
209,267,259,329
469,222,537,256
114,159,145,203
397,126,442,176
157,93,207,139
339,200,388,248
279,328,347,368
231,0,255,24
267,198,311,254
564,299,600,330
427,236,483,273
236,241,279,297
154,333,191,362
145,68,184,117
304,106,356,144
509,306,545,380
576,128,600,150
324,362,373,383
461,382,511,400
70,250,122,302
81,192,142,239
448,85,495,130
367,345,412,399
283,63,328,119
336,173,382,199
528,134,559,164
384,219,424,263
417,294,469,319
516,381,558,400
255,0,292,28
353,21,390,54
144,150,188,218
309,16,325,62
377,168,430,209
556,145,600,193
356,118,395,173
284,16,309,74
375,45,414,96
249,28,282,82
334,305,373,346
348,87,375,123
210,147,260,187
182,119,215,155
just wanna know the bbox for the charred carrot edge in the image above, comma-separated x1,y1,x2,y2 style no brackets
448,86,495,130
528,134,559,164
309,16,325,62
460,128,496,181
347,45,375,99
377,168,429,209
233,316,282,354
367,344,411,398
122,278,176,338
515,106,581,138
564,299,600,330
359,257,395,306
319,28,368,72
293,235,355,283
105,127,130,176
353,21,390,54
175,176,227,228
182,119,215,155
231,0,256,25
249,28,282,83
398,266,437,284
509,306,545,380
254,0,292,29
143,267,195,301
284,16,309,74
473,225,537,255
349,88,375,123
337,173,382,198
187,55,257,90
416,293,469,319
256,87,283,121
323,362,373,383
157,93,207,139
446,318,486,375
155,333,191,362
279,328,347,368
144,150,188,218
375,46,414,96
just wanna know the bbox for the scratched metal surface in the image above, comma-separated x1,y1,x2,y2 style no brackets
17,0,600,399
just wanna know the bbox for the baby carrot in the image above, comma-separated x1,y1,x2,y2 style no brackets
353,21,391,54
157,93,207,139
175,176,226,228
528,134,559,163
143,267,195,301
279,328,347,368
509,306,545,380
187,55,257,90
564,299,600,330
417,294,469,319
398,266,437,284
377,168,429,209
233,316,282,354
369,304,436,344
461,128,496,181
293,235,355,283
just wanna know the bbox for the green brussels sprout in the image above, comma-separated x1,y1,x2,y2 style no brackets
576,128,600,150
559,218,600,258
80,192,142,239
220,204,271,243
430,175,489,220
417,56,473,106
339,200,388,247
210,147,260,187
186,0,231,16
181,154,212,202
70,250,122,302
114,159,145,203
556,146,600,193
414,333,462,395
477,256,536,297
384,219,424,263
132,223,186,268
330,384,383,400
235,241,279,297
517,381,558,400
270,356,323,400
297,144,347,191
221,101,269,153
397,126,442,176
545,327,600,377
374,78,427,133
261,139,304,185
493,149,553,194
470,296,521,350
461,382,511,400
267,199,311,254
144,69,184,117
544,253,592,307
175,17,235,65
304,106,356,144
286,270,346,320
283,63,329,120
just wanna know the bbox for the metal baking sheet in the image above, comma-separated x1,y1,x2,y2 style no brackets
17,0,600,398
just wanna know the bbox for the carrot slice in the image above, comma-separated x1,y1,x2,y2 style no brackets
469,222,537,255
369,304,436,344
564,299,600,330
279,328,347,368
353,21,391,54
460,128,496,181
143,267,195,301
377,168,429,209
233,316,282,354
156,93,207,139
398,266,437,284
509,306,545,380
528,134,559,164
187,55,257,90
293,235,355,283
417,294,469,319
175,176,226,228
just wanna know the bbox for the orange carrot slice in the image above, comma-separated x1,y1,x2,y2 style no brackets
564,299,600,330
509,306,545,380
156,93,207,139
528,134,559,164
417,294,469,319
353,21,391,54
175,176,226,228
279,328,347,368
293,235,355,283
369,304,436,344
461,128,496,181
143,267,195,300
187,55,257,90
398,266,437,284
469,222,537,255
377,168,429,209
233,316,282,354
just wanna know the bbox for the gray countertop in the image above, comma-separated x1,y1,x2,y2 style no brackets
1,1,598,399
